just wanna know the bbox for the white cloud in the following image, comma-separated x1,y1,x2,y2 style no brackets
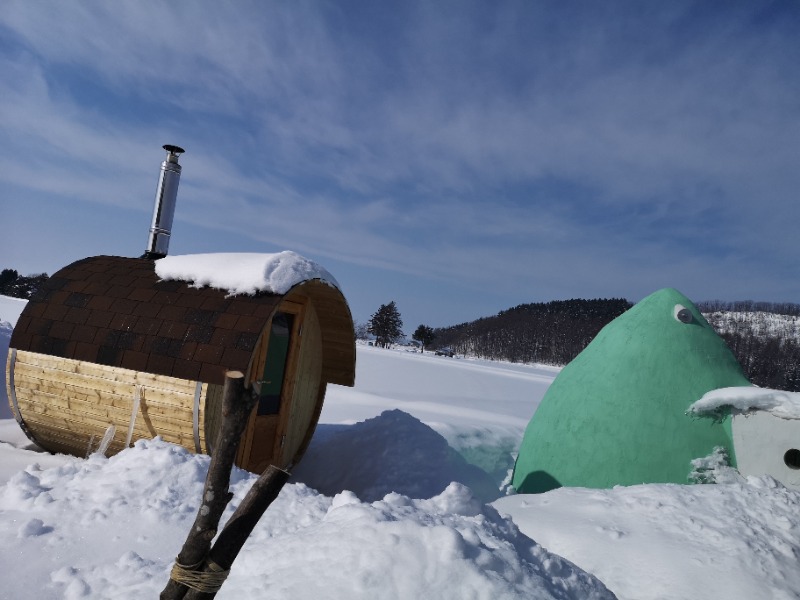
1,1,799,324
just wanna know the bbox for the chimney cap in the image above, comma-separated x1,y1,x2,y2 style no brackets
163,144,185,155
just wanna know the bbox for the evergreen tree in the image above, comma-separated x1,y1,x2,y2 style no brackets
0,268,49,299
368,301,403,348
412,324,436,353
0,269,18,295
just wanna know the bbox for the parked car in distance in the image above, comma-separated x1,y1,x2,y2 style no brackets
435,347,455,357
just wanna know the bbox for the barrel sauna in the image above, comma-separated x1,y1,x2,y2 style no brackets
5,255,355,473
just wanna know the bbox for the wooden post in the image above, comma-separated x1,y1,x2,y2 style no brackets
161,371,256,600
183,465,291,600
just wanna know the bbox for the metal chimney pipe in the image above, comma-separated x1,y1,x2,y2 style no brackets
145,144,185,259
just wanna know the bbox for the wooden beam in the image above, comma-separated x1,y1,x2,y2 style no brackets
161,371,257,600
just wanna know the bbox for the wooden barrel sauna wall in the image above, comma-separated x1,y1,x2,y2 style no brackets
5,255,355,473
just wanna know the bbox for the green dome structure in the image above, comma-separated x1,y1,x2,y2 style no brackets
512,288,751,494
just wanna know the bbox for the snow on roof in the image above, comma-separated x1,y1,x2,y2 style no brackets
154,251,339,296
689,386,800,420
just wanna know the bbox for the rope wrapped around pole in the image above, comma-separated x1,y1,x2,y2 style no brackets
183,465,290,600
169,560,229,594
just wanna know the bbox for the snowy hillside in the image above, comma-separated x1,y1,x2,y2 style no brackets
0,295,25,421
2,297,800,599
0,295,26,327
704,310,800,340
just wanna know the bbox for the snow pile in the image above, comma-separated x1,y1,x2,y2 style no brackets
689,386,800,419
154,251,339,295
0,438,614,600
688,446,743,485
316,345,551,496
495,477,800,600
293,409,499,502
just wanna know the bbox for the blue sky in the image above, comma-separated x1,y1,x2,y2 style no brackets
1,1,799,330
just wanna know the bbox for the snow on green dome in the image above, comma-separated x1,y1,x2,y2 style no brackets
512,288,751,493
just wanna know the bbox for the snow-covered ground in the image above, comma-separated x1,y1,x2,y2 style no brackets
2,295,800,599
0,295,26,327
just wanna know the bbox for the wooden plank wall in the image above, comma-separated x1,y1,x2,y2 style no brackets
286,282,355,387
8,350,209,457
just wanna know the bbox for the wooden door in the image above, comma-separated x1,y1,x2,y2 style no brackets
239,300,304,472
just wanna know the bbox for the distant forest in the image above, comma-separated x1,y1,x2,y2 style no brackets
697,300,800,317
434,298,800,392
0,269,49,300
433,299,632,365
698,301,800,392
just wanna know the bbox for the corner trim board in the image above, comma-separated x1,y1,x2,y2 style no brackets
7,349,33,438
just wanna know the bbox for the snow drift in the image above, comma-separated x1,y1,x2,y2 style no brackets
0,439,614,600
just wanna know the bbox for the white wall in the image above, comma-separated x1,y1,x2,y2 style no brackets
733,411,800,489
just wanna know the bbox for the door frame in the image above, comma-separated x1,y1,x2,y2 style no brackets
238,298,306,472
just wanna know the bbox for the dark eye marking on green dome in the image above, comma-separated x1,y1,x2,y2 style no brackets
673,304,693,324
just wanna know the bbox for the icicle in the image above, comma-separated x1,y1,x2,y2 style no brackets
85,434,96,458
95,425,116,457
125,386,143,448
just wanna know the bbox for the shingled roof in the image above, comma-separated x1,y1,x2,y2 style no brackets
11,255,304,385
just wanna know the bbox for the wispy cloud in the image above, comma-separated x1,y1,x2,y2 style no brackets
1,1,799,325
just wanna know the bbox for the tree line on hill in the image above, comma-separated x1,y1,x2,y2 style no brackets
431,298,633,365
698,301,800,392
0,269,49,300
698,300,800,316
716,330,800,392
431,298,800,392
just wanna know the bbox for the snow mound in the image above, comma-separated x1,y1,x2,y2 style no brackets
0,438,615,600
494,477,800,600
689,386,800,420
688,446,743,485
293,409,499,502
154,251,339,295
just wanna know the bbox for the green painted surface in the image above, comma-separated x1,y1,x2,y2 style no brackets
512,288,751,493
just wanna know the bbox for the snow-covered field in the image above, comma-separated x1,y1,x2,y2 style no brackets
2,296,800,599
0,295,26,327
